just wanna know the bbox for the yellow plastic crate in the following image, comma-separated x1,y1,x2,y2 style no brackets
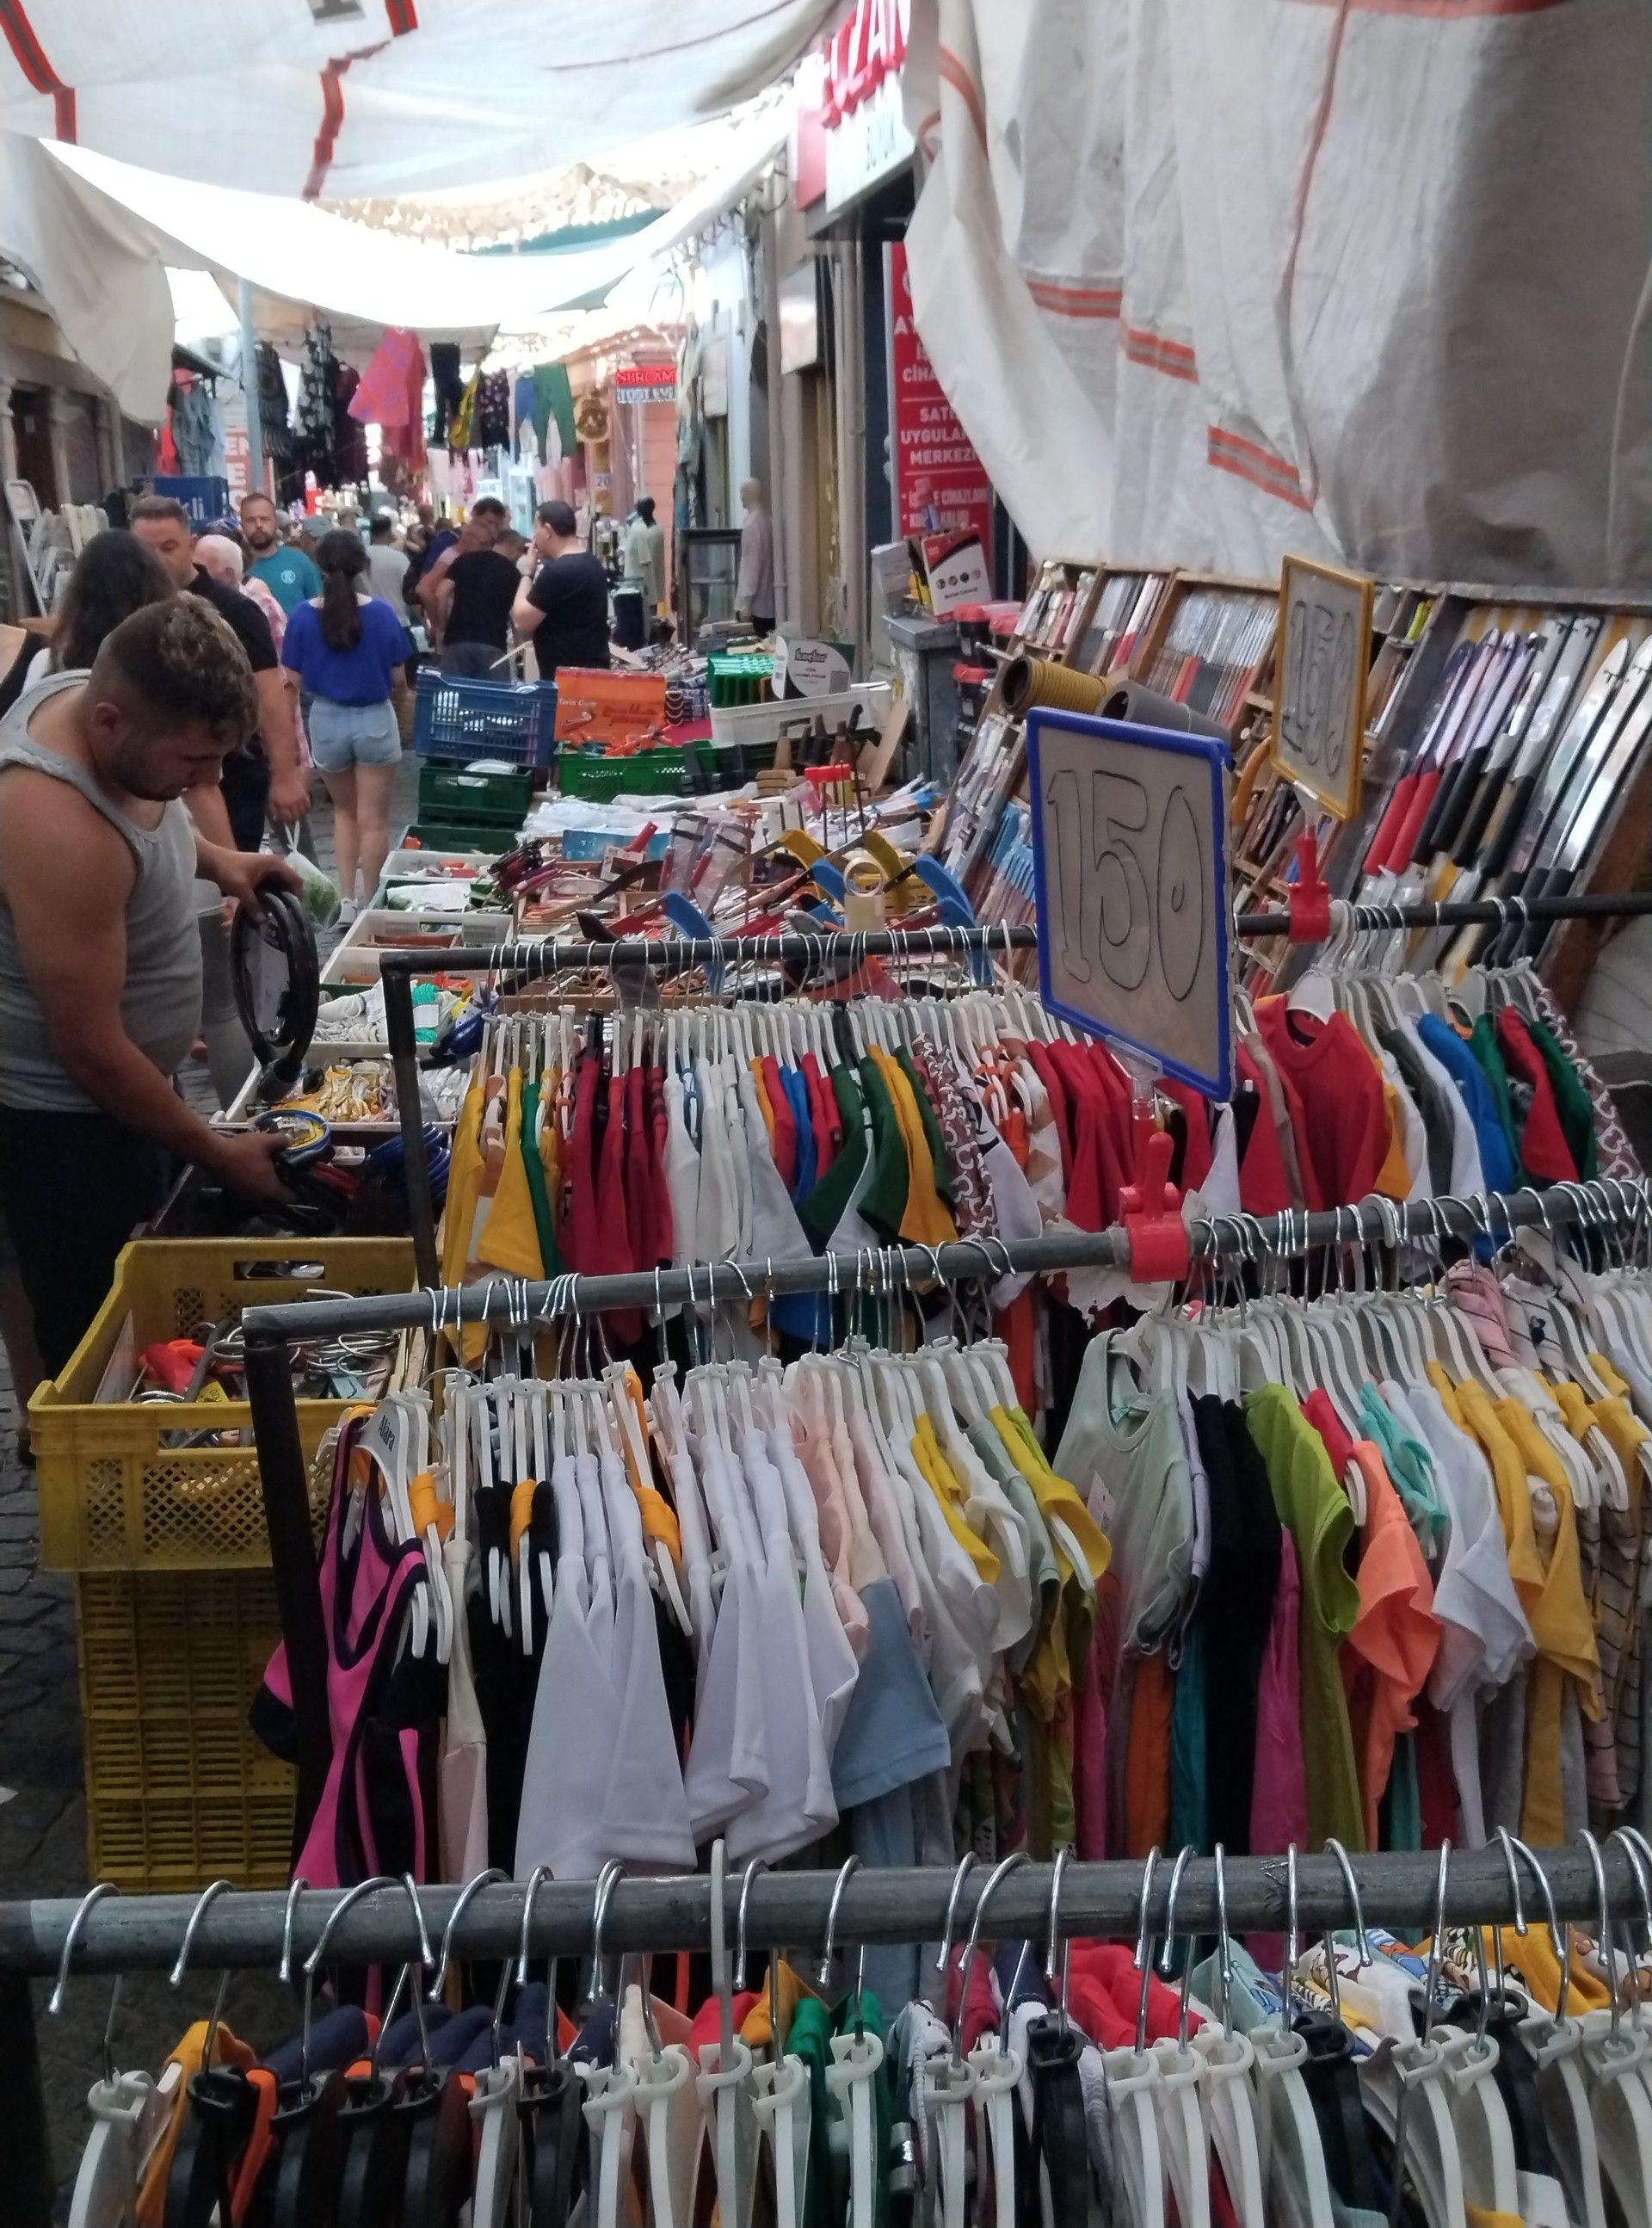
33,1237,414,1571
78,1569,295,1890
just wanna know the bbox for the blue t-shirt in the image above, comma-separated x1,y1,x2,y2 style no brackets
1416,1014,1519,1194
281,597,411,706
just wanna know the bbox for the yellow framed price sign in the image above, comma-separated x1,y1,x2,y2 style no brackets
1272,554,1374,819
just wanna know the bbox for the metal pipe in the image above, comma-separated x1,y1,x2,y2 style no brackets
1234,887,1652,939
379,925,1036,983
237,275,265,497
1,1846,1631,1979
245,1330,330,1845
382,960,441,1286
239,1176,1638,1346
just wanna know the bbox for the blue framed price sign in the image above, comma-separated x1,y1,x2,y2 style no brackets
1025,711,1233,1098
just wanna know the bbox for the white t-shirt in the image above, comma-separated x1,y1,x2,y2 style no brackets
364,540,411,612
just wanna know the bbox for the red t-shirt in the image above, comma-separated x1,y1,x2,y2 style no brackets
1254,1000,1388,1208
1496,1009,1577,1183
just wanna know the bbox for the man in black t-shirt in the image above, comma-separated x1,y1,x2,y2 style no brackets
510,501,611,680
129,494,308,846
417,496,520,678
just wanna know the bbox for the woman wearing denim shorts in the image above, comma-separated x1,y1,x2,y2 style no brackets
280,529,412,917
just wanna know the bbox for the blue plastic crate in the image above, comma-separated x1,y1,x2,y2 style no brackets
413,670,559,769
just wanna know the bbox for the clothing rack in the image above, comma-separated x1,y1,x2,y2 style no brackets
243,1175,1648,1836
377,892,1652,1282
3,1845,1643,2228
381,926,1039,1282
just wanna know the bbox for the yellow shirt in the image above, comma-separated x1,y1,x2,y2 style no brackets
1373,1080,1412,1200
910,1412,1000,1584
477,1068,544,1280
872,1046,958,1250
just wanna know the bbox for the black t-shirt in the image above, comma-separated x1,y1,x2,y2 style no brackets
443,549,521,650
526,552,611,677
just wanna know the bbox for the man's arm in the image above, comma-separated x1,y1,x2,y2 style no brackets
512,565,546,639
256,665,309,828
184,780,237,852
0,774,291,1198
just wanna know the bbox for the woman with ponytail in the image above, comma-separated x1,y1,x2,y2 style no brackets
280,527,411,916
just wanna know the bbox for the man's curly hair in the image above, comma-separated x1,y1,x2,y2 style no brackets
91,596,258,750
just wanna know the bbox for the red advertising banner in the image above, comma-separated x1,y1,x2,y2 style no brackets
888,242,994,566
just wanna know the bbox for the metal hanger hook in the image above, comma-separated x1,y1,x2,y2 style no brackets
428,1867,507,2000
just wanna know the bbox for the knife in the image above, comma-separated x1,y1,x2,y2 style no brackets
1359,636,1486,877
1515,662,1652,960
1384,632,1518,875
1416,630,1541,862
1499,634,1644,892
1457,614,1599,872
1428,621,1562,862
1482,635,1648,961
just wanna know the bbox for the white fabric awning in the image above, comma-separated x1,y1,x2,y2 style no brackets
0,120,785,421
0,3,832,198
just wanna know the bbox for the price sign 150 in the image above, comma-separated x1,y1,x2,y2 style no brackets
1026,712,1233,1097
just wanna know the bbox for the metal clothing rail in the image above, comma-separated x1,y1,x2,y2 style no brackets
381,925,1039,1283
1234,887,1652,941
243,1176,1647,1835
2,1846,1635,1978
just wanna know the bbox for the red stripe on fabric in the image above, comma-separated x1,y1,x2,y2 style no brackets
1207,435,1315,511
1028,280,1123,311
937,45,987,144
304,40,387,201
52,83,73,139
1122,323,1197,367
0,0,63,95
1123,327,1199,382
1031,293,1123,321
1207,423,1304,487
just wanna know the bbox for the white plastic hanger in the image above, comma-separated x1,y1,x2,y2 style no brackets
1578,1831,1652,2228
1249,1847,1335,2228
1104,1849,1169,2228
1150,1850,1212,2228
1496,1829,1607,2228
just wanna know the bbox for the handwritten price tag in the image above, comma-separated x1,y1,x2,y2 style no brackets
1026,712,1233,1097
1272,555,1373,819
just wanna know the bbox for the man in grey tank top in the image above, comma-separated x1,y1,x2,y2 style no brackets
0,598,303,1373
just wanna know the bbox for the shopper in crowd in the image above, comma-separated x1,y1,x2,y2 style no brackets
281,528,411,918
512,499,611,680
418,496,518,676
239,491,323,614
196,532,287,647
130,497,309,842
736,477,776,635
365,512,414,614
623,495,667,612
0,529,170,719
0,599,301,1373
0,530,177,1431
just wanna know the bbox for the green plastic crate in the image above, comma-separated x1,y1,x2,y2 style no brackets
416,764,534,825
557,748,687,799
406,821,511,856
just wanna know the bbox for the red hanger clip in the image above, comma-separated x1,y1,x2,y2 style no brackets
1288,828,1332,943
1119,1126,1190,1284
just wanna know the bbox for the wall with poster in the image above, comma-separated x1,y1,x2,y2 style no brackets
886,241,993,568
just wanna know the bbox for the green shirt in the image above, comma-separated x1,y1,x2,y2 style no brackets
1244,1383,1365,1848
1466,1015,1526,1182
248,546,323,614
520,1076,559,1277
798,1066,866,1247
856,1055,909,1244
1529,1016,1600,1178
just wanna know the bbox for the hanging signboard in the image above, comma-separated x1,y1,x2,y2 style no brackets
1026,711,1233,1097
1272,554,1374,819
614,365,678,407
887,243,995,572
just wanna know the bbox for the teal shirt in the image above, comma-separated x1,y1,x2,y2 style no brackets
248,546,323,614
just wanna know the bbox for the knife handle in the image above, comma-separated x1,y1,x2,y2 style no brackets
1387,768,1442,874
1481,772,1537,881
1422,747,1485,861
1453,762,1509,865
1362,775,1417,875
